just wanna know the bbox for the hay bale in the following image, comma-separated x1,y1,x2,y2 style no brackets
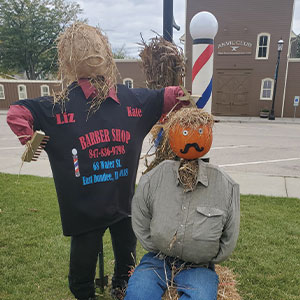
139,35,185,89
215,265,241,300
162,265,241,300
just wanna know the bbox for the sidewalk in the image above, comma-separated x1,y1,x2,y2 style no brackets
213,116,300,199
1,109,300,199
215,115,300,124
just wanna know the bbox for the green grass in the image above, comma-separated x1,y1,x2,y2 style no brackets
224,195,300,300
0,173,299,300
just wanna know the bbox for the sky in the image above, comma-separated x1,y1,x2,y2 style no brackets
76,0,300,58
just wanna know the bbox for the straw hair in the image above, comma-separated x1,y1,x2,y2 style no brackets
165,107,214,131
55,22,118,115
57,22,117,84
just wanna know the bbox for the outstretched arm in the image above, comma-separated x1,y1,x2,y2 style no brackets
6,105,34,145
162,86,187,114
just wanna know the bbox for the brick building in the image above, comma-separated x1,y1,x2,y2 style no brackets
185,0,299,117
116,0,299,117
0,60,146,109
1,0,299,117
0,80,62,110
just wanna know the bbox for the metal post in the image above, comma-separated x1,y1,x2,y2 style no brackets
163,0,173,42
95,238,108,292
269,50,282,120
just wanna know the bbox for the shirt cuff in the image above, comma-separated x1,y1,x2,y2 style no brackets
162,86,188,115
6,105,34,145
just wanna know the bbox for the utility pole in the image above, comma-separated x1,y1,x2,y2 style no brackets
163,0,173,42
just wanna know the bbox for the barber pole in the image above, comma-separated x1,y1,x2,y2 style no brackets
72,148,80,177
189,11,218,112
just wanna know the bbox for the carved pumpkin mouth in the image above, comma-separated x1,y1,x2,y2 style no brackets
180,143,204,154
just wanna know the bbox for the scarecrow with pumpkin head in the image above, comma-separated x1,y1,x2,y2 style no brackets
6,23,187,300
125,107,240,300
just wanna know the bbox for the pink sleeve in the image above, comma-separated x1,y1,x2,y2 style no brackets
162,86,188,114
6,105,34,145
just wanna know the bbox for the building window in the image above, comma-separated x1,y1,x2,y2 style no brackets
260,78,274,100
18,84,27,100
256,33,270,59
123,78,133,89
0,84,5,100
41,85,50,96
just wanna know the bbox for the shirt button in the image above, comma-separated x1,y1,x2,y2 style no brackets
182,206,186,210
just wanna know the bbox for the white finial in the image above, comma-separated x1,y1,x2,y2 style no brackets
72,148,77,155
190,11,218,40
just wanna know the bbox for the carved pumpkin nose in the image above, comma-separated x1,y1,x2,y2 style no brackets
169,124,213,160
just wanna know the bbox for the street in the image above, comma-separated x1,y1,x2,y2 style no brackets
1,113,300,197
140,120,300,178
209,121,300,177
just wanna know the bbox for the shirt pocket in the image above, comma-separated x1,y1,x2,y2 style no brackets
192,206,225,242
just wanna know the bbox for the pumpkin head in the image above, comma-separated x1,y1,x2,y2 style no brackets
168,109,213,160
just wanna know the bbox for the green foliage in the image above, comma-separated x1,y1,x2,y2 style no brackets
296,34,300,58
0,173,299,300
0,0,83,80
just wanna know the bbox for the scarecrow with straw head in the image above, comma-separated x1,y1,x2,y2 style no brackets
124,107,240,300
6,23,188,300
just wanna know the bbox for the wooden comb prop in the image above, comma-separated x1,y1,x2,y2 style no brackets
21,130,49,162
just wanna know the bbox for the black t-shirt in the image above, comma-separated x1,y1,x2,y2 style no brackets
13,83,164,236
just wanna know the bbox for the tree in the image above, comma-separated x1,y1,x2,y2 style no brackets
0,0,83,79
112,44,134,59
297,34,300,58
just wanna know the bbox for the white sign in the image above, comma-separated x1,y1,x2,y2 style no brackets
217,40,253,55
217,40,253,49
294,96,299,107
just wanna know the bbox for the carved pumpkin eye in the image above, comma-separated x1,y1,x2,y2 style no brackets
198,128,203,135
182,130,189,136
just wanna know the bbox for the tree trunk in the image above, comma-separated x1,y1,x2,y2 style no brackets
27,62,36,80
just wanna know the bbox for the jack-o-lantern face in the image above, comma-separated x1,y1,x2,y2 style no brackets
169,123,213,160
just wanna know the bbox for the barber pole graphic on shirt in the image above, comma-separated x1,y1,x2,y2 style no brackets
190,11,218,113
72,148,80,177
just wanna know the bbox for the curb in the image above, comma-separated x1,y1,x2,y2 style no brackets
215,117,300,125
1,109,300,124
0,110,8,115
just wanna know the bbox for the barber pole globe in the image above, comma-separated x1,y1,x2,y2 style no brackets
190,11,218,112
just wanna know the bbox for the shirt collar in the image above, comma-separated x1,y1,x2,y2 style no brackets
78,78,120,104
196,159,209,187
175,159,209,187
